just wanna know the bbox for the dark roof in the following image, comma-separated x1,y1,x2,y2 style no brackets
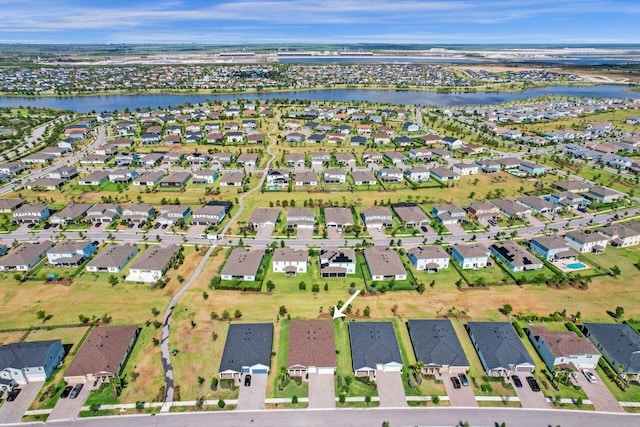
584,323,640,373
287,320,336,369
0,340,62,370
219,323,273,373
348,322,402,371
467,322,534,371
407,320,469,368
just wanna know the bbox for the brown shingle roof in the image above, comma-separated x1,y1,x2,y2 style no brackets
287,320,336,369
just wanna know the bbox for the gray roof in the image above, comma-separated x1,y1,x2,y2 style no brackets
221,248,265,277
53,203,91,219
324,207,353,226
0,240,54,268
584,323,640,373
407,246,449,261
392,205,428,224
86,244,139,269
219,323,273,373
352,170,376,182
452,243,489,259
363,248,406,277
129,244,179,272
0,340,62,370
272,248,307,264
349,322,402,371
490,240,542,269
407,320,469,368
467,322,534,371
295,170,318,182
530,236,568,250
248,208,280,225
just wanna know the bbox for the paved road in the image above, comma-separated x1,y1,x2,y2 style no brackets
10,407,640,427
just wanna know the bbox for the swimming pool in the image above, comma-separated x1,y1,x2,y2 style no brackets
567,262,587,270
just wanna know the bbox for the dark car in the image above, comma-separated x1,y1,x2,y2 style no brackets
526,376,540,392
94,222,101,227
69,383,84,399
154,223,161,229
44,223,51,229
420,226,428,232
27,223,36,229
458,373,469,387
128,223,134,228
137,223,144,229
450,376,461,389
6,388,21,402
511,375,523,388
244,375,252,387
161,224,168,229
60,385,73,399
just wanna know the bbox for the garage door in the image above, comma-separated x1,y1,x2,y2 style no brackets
316,367,335,375
251,368,268,374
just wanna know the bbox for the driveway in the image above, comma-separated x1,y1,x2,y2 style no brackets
366,226,387,240
526,214,545,228
574,370,624,412
444,223,467,237
296,227,313,240
255,224,274,240
376,371,407,407
511,376,549,408
308,373,335,408
237,374,267,410
187,224,207,238
442,374,477,407
47,382,94,421
0,381,44,424
327,228,343,241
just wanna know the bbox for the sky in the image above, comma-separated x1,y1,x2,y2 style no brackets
0,0,639,45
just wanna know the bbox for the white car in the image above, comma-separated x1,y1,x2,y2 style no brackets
583,369,597,383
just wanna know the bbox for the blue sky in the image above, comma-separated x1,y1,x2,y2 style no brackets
0,0,638,44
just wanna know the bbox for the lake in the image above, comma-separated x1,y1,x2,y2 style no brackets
0,85,638,113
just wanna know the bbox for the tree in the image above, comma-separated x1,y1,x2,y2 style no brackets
234,309,242,319
298,281,307,291
365,395,371,404
151,307,160,316
611,265,621,277
291,395,298,404
432,395,440,405
36,310,46,321
108,274,118,286
279,305,288,316
222,310,231,320
615,306,625,319
391,304,399,316
338,394,346,404
363,306,371,317
499,304,513,317
416,282,426,294
266,280,275,292
217,399,225,409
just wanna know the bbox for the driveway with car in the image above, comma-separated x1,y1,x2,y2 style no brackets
375,371,407,407
511,376,548,408
574,370,623,413
307,373,335,408
237,374,267,410
48,382,93,421
0,381,44,424
443,374,477,407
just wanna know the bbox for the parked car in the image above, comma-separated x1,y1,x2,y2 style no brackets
161,224,168,229
583,369,597,383
244,374,252,387
94,222,101,227
458,373,469,387
43,223,51,229
154,223,161,229
511,375,523,388
420,225,428,232
69,383,84,399
6,388,21,402
60,385,73,398
450,376,461,389
526,376,540,392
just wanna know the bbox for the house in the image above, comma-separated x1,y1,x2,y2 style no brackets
352,170,377,186
442,136,463,150
430,166,460,182
324,207,353,228
0,340,65,388
23,152,54,164
517,196,559,214
466,201,500,224
408,148,432,161
272,248,308,275
295,170,319,187
361,207,393,229
80,155,112,165
221,248,265,281
140,153,164,167
404,166,430,183
374,134,392,145
237,153,258,167
307,133,326,144
335,152,356,167
126,244,179,283
247,133,263,144
407,246,450,272
206,132,224,144
141,133,161,144
108,169,138,184
527,326,600,372
286,208,315,229
518,160,547,176
287,320,336,377
0,198,25,213
451,243,490,269
48,167,78,181
362,151,383,163
64,326,139,384
392,204,429,227
160,172,191,188
564,230,608,254
87,203,122,223
467,322,535,376
220,171,245,187
310,152,330,166
133,171,166,187
323,169,347,184
364,248,407,281
529,236,574,261
546,192,590,210
219,324,273,380
286,153,306,168
86,244,139,273
403,122,420,132
47,241,97,267
407,320,469,375
49,203,91,226
598,223,640,247
319,249,356,278
433,204,466,225
191,205,226,226
349,322,403,377
0,161,26,176
585,186,623,204
553,181,592,193
583,323,640,381
162,153,184,165
26,178,65,191
490,241,543,272
191,170,218,185
266,169,290,190
12,204,50,224
0,240,54,271
79,171,110,186
122,203,155,224
286,132,306,143
490,199,530,219
452,163,479,176
248,208,280,229
377,167,403,183
157,205,191,226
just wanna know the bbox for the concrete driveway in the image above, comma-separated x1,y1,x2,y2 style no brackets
443,374,477,407
366,226,387,240
444,223,467,237
255,225,274,240
237,374,267,410
296,227,313,240
511,376,549,408
0,381,43,424
48,382,93,421
574,370,624,412
308,373,335,408
376,371,407,407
